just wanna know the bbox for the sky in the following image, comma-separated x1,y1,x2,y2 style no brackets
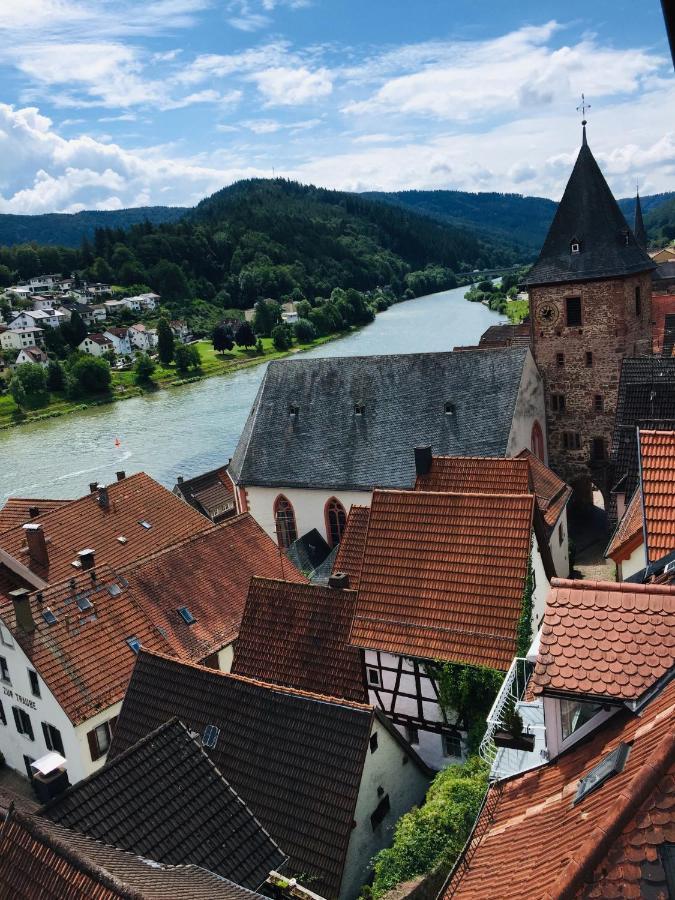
0,0,673,215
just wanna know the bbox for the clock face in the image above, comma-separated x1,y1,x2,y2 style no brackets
537,302,559,325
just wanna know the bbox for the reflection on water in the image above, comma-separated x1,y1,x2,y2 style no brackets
0,286,504,503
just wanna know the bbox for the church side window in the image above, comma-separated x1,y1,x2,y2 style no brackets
325,497,347,547
566,297,582,327
274,495,297,549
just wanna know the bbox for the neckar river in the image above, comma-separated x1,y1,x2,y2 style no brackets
0,285,504,504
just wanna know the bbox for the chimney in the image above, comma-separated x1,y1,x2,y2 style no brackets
97,485,109,509
89,482,98,494
10,588,35,633
329,572,350,590
116,471,125,481
78,548,95,571
23,523,49,568
28,505,39,519
177,475,184,484
414,446,433,476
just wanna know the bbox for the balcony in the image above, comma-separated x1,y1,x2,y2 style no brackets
479,657,548,781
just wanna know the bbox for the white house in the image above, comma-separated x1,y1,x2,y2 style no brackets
128,323,157,352
31,295,58,311
126,292,160,311
79,333,114,357
14,347,48,368
103,298,129,314
229,347,548,548
1,327,45,351
103,327,132,355
10,309,66,330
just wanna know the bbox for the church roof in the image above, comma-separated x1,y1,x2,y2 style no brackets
634,191,647,250
524,129,655,286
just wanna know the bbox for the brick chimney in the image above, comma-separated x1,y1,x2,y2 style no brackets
28,506,39,518
97,485,109,509
10,588,35,633
23,523,49,568
414,446,432,476
329,572,350,590
116,471,125,481
89,482,98,494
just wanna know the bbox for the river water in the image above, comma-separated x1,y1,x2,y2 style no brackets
0,285,504,504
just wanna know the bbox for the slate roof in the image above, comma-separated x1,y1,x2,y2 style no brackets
42,719,285,890
639,429,675,564
173,466,235,522
633,192,647,250
108,650,417,899
605,487,644,560
0,473,210,593
443,675,675,899
529,578,675,702
0,497,72,534
284,528,331,575
231,578,368,702
348,489,535,670
333,506,371,591
229,348,530,490
0,808,270,900
524,131,655,286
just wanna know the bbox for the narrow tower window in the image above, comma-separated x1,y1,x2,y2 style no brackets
566,297,582,327
586,351,593,367
635,286,641,317
594,395,604,413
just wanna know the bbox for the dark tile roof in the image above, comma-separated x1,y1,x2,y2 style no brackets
173,466,234,522
229,348,530,490
633,192,647,250
524,133,655,286
42,719,285,890
444,675,675,899
348,489,536,670
231,578,368,702
654,260,675,281
529,578,675,702
284,528,331,575
662,313,675,357
0,497,72,534
108,651,377,898
0,807,268,900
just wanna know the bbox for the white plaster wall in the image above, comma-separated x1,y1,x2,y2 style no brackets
618,541,647,581
340,718,430,900
548,508,570,578
217,643,234,672
506,349,547,463
242,485,372,546
531,533,551,633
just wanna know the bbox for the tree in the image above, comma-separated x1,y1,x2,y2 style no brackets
134,353,156,385
255,337,264,354
43,325,67,358
70,356,112,394
212,323,234,354
271,323,292,351
13,363,47,399
46,360,65,392
10,378,26,409
63,310,87,349
0,265,12,287
235,321,256,348
293,318,316,343
252,299,282,337
150,260,190,301
157,317,174,365
174,343,199,375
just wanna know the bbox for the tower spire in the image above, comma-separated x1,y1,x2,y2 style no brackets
634,181,647,250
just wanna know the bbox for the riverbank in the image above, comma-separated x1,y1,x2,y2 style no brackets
0,331,341,430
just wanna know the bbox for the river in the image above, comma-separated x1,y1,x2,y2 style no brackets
0,285,504,504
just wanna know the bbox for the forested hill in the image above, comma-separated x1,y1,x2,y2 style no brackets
0,206,186,248
643,196,675,244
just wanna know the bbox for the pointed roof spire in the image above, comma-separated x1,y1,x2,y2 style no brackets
524,131,655,286
634,186,647,250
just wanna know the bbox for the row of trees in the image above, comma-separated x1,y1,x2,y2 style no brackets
9,355,111,409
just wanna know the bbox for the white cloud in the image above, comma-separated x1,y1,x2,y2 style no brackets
250,66,332,105
225,0,310,31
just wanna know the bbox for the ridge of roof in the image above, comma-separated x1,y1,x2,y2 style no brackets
550,576,675,596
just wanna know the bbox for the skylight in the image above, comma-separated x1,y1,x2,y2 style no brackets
178,606,196,625
107,584,122,598
126,636,141,654
42,608,57,625
76,595,93,612
202,724,220,749
574,742,630,804
138,520,152,529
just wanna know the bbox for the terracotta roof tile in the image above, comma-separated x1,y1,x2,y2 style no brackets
605,489,644,560
349,490,535,670
639,429,675,563
0,473,210,592
0,498,72,534
333,506,371,590
529,578,675,702
174,466,234,521
231,578,367,702
444,677,675,899
516,448,573,530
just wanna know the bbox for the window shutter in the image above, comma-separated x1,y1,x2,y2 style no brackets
109,716,118,736
12,706,21,732
87,728,100,761
25,714,34,741
42,722,51,749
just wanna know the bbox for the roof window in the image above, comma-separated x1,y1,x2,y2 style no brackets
445,401,456,416
289,403,299,417
202,724,220,749
107,583,122,598
126,636,141,654
178,606,195,625
42,608,57,625
76,595,93,612
354,402,365,416
574,742,630,804
138,520,152,530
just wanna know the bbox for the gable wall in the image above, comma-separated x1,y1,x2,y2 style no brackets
506,349,547,463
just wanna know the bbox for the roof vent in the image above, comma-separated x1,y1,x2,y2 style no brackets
574,742,630,804
414,446,432,476
116,470,126,481
444,401,456,417
177,475,184,484
28,506,39,519
97,485,109,509
570,238,581,254
328,572,350,590
89,482,98,494
10,588,35,633
78,548,95,571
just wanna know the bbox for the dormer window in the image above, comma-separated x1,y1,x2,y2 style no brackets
445,401,456,417
354,402,365,416
289,403,299,417
570,240,581,254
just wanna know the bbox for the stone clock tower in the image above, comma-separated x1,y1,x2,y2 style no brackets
525,124,655,503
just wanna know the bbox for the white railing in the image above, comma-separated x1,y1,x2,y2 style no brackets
479,657,532,769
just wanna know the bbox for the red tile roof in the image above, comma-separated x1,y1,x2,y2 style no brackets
0,473,210,593
444,677,675,899
231,578,367,702
639,429,675,563
0,498,72,534
516,448,573,530
124,516,306,663
605,488,644,561
349,490,535,670
529,578,675,702
333,505,371,590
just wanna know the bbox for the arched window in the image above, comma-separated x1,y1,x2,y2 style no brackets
274,495,297,549
531,421,545,462
325,497,347,547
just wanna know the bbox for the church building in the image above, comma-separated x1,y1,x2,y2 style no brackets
524,122,655,503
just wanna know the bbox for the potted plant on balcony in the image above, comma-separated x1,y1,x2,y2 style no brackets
493,696,535,751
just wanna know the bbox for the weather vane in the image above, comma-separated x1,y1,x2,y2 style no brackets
576,93,591,124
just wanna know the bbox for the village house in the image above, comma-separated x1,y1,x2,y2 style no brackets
173,466,236,523
108,649,432,900
128,322,157,352
228,346,547,548
334,478,553,769
650,246,675,264
0,327,44,351
78,333,114,357
31,295,58,311
63,301,106,327
126,292,160,311
28,275,64,293
103,327,132,356
9,308,66,330
444,578,675,898
170,319,190,342
102,298,128,315
14,347,48,368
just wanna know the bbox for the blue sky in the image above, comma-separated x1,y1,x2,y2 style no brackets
0,0,672,214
